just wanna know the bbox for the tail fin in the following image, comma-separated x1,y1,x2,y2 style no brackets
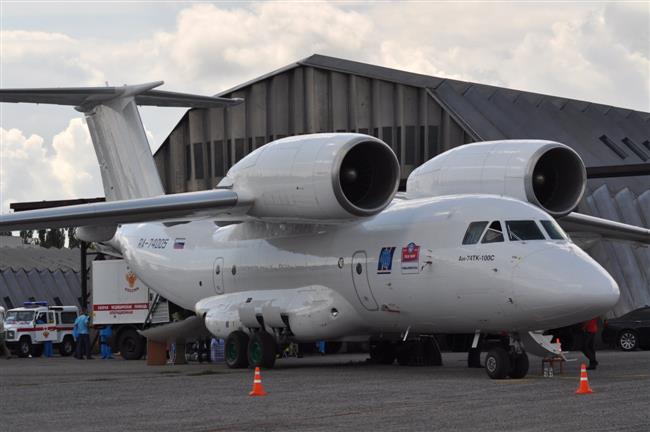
1,82,242,201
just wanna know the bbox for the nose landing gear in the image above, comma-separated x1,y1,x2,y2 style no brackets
484,334,529,379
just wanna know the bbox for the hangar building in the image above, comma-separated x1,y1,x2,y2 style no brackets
153,54,650,317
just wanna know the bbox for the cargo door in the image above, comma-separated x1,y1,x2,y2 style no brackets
351,251,378,311
212,257,225,294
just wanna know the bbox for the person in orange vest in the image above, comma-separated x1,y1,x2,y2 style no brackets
581,318,599,370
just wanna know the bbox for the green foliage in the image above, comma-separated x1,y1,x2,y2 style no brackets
67,227,81,248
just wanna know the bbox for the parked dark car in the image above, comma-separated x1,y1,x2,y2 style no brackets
602,307,650,351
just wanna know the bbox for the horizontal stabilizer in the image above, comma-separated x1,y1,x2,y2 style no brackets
559,212,650,245
0,82,242,111
0,189,242,231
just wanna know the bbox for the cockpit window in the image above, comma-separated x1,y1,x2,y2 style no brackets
540,220,567,240
481,221,504,243
462,221,488,245
506,220,545,241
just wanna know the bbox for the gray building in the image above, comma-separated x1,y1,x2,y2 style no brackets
153,54,650,317
0,241,82,310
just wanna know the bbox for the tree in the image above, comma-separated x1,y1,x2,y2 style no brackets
38,229,47,246
0,231,12,236
20,230,34,244
67,227,81,248
45,228,65,249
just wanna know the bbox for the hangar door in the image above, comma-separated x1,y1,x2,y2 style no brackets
351,251,378,311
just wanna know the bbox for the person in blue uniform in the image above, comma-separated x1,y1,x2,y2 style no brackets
36,313,53,358
73,308,92,359
99,325,113,359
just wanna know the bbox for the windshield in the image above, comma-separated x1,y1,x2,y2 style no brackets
5,311,35,323
506,220,545,241
540,219,567,240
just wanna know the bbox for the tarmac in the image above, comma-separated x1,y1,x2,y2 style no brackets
1,350,649,432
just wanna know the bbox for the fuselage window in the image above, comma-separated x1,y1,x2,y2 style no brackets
481,221,504,243
506,220,545,241
540,220,567,240
462,221,488,245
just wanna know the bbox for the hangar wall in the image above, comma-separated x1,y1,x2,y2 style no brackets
153,54,650,317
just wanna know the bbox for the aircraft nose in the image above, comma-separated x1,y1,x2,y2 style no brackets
512,245,619,328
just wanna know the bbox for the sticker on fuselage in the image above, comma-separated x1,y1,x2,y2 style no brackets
377,247,396,274
401,242,420,274
137,237,169,249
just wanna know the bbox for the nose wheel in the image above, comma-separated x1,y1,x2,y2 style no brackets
484,337,529,379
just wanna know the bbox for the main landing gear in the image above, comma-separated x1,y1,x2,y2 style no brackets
483,336,529,379
225,330,277,369
370,336,443,366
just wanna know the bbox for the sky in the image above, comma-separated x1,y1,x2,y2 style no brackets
1,1,649,214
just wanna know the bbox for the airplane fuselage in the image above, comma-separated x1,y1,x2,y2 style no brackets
115,194,619,340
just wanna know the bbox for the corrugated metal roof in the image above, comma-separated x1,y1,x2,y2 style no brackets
0,245,81,309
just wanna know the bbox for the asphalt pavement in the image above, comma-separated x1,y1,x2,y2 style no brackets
1,350,648,432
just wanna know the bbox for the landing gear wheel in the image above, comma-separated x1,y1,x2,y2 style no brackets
18,338,31,358
509,352,529,379
247,331,277,369
59,336,75,356
369,341,396,365
225,330,249,369
485,347,510,379
618,330,638,351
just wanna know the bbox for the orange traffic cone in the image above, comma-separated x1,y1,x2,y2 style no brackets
249,367,267,396
575,363,594,394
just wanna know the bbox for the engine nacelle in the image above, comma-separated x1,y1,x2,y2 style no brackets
406,140,586,217
219,133,400,220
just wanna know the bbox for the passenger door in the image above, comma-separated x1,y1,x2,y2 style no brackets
351,251,378,311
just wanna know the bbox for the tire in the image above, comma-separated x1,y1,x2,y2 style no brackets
59,336,75,357
485,347,510,379
370,341,396,365
509,353,529,379
118,328,145,360
225,330,249,369
396,342,413,366
18,337,32,358
618,330,639,351
247,331,277,369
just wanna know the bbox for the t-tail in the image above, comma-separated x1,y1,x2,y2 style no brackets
0,81,242,201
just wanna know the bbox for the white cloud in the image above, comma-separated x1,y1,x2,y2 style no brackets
0,119,104,213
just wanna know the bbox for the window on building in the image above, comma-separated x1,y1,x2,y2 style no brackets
621,137,648,161
599,135,627,159
540,220,567,240
382,127,393,147
3,297,14,309
193,143,204,179
506,220,545,241
396,126,402,162
462,221,489,245
419,126,426,163
206,142,213,178
185,144,192,180
214,140,224,177
372,128,379,138
255,137,265,149
428,126,439,160
405,126,416,165
235,138,245,162
359,128,369,135
481,221,504,243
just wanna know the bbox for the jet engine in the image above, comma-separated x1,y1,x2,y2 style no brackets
406,140,586,217
219,133,400,220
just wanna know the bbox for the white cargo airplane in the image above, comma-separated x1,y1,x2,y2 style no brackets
2,82,649,379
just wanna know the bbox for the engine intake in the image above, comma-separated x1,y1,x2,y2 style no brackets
222,133,400,220
406,140,586,217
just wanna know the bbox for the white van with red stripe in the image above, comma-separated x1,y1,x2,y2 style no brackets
3,302,78,357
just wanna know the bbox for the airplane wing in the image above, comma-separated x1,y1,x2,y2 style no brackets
559,212,650,245
0,190,246,231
